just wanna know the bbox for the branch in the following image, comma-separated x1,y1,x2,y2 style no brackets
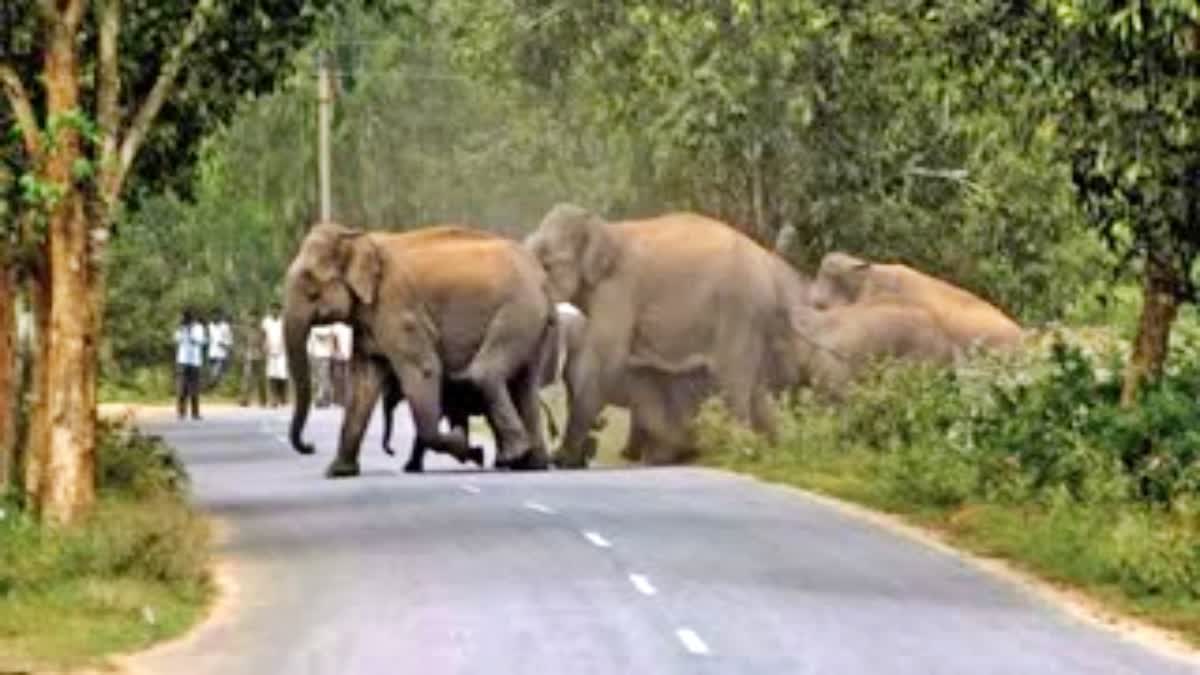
39,0,87,28
113,0,217,199
0,64,41,160
96,0,121,205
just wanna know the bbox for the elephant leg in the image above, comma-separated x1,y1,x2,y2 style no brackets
623,371,676,465
468,374,529,467
619,415,647,463
447,403,484,467
327,355,385,479
381,373,403,457
393,359,471,462
508,368,549,471
751,389,778,441
557,310,632,468
404,435,426,474
642,369,710,465
455,308,544,468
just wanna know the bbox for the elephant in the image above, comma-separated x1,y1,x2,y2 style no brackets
524,204,803,468
790,300,957,399
379,372,486,473
808,252,1024,351
378,303,587,472
284,223,555,478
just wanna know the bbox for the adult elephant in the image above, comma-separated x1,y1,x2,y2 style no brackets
790,300,957,399
284,223,554,477
525,204,802,468
378,303,587,472
809,252,1023,351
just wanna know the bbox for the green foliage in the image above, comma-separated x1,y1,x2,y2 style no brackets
949,1,1200,299
96,419,190,499
449,1,1101,320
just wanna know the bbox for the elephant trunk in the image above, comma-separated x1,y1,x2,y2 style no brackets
286,313,315,455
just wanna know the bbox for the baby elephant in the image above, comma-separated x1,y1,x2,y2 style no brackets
791,300,956,399
381,303,586,472
380,373,487,473
809,252,1023,352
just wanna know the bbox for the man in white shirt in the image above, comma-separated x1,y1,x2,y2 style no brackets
206,310,234,388
331,322,353,406
308,324,335,408
262,305,288,407
175,308,208,420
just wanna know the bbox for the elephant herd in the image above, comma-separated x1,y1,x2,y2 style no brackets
284,204,1023,478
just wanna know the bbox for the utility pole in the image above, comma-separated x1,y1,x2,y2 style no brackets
317,50,333,223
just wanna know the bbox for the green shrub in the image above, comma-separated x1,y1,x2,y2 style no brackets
97,418,190,498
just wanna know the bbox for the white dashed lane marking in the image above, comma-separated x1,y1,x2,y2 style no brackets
460,484,481,494
523,500,556,514
676,628,711,656
628,574,657,596
582,531,612,548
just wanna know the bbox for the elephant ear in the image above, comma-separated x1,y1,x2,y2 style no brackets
341,234,382,305
581,221,618,285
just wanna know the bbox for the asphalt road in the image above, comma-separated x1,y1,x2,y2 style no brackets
130,406,1197,675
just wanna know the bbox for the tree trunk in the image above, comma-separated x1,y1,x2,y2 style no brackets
0,264,16,492
36,1,96,526
1121,257,1181,406
23,266,49,507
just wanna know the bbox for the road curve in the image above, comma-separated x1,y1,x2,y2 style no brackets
129,407,1197,675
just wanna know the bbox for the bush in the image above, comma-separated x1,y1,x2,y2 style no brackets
97,418,191,498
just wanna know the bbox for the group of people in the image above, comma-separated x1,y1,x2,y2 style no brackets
174,304,353,420
173,308,235,420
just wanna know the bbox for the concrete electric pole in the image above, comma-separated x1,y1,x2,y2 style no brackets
317,50,333,223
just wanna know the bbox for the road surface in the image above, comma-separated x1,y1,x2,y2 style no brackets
130,406,1197,674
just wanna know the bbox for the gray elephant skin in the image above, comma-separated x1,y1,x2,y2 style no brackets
809,252,1024,351
790,301,957,399
283,223,555,477
525,204,803,468
378,304,587,472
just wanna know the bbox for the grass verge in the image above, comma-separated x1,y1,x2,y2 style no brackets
0,421,213,671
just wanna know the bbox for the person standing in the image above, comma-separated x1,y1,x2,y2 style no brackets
308,324,335,408
175,308,207,420
262,304,289,407
331,322,353,407
207,310,234,389
238,309,267,407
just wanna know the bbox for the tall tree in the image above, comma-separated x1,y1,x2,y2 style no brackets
0,0,405,524
948,1,1200,402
